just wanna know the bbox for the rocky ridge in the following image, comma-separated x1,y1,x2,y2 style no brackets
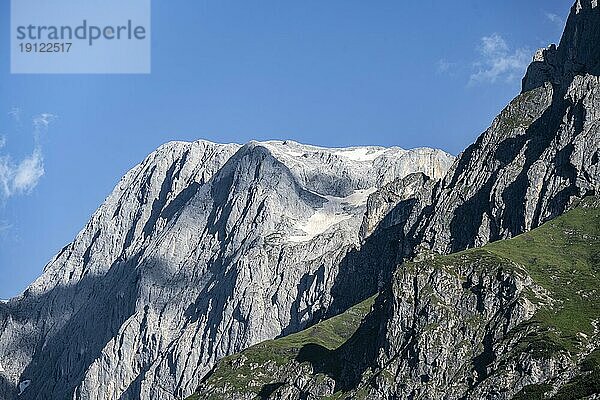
194,196,600,399
189,1,600,398
412,0,600,255
0,140,452,400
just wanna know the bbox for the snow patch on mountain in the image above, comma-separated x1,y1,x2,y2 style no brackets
289,188,376,242
0,139,455,400
334,147,387,162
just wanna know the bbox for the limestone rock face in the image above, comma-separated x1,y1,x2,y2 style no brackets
368,257,542,400
189,2,600,399
361,4,600,397
412,1,600,255
0,140,452,400
523,0,600,92
191,198,600,400
359,173,435,240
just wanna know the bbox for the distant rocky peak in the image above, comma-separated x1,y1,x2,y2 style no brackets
523,0,600,92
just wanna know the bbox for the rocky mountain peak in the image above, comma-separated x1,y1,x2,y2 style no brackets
523,0,600,92
0,139,453,400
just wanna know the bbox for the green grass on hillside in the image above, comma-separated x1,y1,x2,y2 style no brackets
486,197,600,356
187,296,375,399
188,197,600,399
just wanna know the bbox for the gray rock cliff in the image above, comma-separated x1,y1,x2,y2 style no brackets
0,140,452,400
408,0,600,256
189,2,600,399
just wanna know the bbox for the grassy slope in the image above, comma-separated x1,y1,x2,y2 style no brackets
187,296,375,400
189,197,600,399
422,197,600,399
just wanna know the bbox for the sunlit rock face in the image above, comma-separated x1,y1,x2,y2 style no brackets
0,139,452,400
190,3,600,398
404,0,600,256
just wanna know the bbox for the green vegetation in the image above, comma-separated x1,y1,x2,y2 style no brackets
551,349,600,400
188,197,600,399
513,383,553,400
486,197,600,356
455,197,600,397
187,296,375,399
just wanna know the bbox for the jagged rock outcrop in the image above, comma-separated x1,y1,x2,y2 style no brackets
359,172,435,240
0,140,452,400
410,0,600,255
362,197,600,400
188,2,600,399
523,0,600,92
193,197,600,400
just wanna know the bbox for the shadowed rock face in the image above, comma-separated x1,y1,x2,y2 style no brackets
190,198,600,400
0,139,452,400
403,0,600,256
189,2,600,399
523,0,600,92
364,1,600,398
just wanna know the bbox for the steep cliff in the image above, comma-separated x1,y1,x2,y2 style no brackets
0,140,452,400
410,0,600,255
188,1,600,399
194,196,600,399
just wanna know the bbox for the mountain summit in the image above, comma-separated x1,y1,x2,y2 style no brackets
0,140,452,400
190,1,600,398
1,1,599,400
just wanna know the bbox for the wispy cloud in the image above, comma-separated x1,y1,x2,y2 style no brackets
11,148,45,194
469,34,531,85
0,220,12,234
437,59,457,75
33,113,56,131
0,113,56,200
544,12,564,30
8,107,21,124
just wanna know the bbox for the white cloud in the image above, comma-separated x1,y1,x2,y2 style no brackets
469,34,532,85
8,107,21,123
0,156,12,198
33,113,56,131
437,59,457,74
12,148,44,194
0,113,55,200
545,12,564,30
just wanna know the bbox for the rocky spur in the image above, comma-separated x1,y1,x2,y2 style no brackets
15,19,147,46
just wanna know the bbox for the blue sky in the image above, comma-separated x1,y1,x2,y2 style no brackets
0,0,573,298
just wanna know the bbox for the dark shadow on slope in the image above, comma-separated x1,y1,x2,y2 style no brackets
290,290,388,393
500,85,584,235
327,199,419,318
0,373,16,399
14,257,142,400
143,160,179,239
522,0,600,93
446,0,600,253
447,71,588,253
183,143,332,368
449,173,500,253
280,265,326,337
160,182,201,221
257,382,285,399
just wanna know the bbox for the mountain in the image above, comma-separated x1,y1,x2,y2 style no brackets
2,1,599,399
0,140,453,400
193,196,600,399
404,0,600,257
189,1,600,398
